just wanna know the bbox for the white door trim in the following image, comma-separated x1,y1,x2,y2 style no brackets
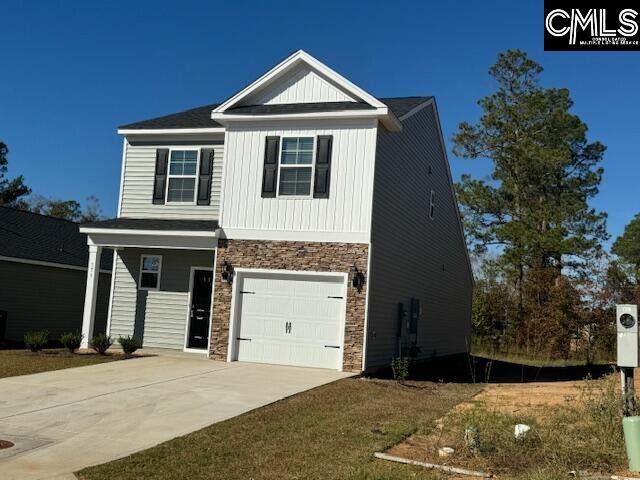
183,266,215,354
226,268,348,371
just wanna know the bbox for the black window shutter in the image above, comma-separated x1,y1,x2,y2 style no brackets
261,136,280,198
313,135,333,198
197,148,215,205
152,149,169,204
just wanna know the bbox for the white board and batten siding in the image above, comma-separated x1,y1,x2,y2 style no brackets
221,119,378,242
242,63,357,106
366,102,473,369
119,140,224,220
108,249,215,350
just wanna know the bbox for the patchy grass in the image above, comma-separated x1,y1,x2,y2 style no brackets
388,374,628,479
0,348,127,378
78,378,479,480
471,349,612,368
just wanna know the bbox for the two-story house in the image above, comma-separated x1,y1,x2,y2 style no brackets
79,50,473,373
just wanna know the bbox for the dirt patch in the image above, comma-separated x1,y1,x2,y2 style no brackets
0,440,15,449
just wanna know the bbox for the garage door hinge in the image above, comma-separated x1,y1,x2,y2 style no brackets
327,296,343,299
324,345,341,349
240,291,255,294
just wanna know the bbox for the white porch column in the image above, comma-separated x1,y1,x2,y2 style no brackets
80,244,102,349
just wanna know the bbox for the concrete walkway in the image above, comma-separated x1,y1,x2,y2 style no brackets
0,355,352,479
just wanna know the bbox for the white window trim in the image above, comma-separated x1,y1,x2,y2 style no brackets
429,189,435,220
165,148,200,205
276,136,316,199
139,254,162,291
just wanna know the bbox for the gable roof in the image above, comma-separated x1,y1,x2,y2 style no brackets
213,50,387,113
118,97,431,132
0,206,113,271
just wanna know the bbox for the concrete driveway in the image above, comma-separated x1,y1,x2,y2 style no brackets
0,354,352,479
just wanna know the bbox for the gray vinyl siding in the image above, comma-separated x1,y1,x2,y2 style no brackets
0,260,110,343
108,248,215,349
119,142,224,219
365,102,473,369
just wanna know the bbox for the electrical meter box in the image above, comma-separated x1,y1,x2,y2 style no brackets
617,304,639,368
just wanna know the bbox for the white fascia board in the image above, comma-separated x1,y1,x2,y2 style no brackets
79,227,217,237
213,50,387,113
117,128,225,135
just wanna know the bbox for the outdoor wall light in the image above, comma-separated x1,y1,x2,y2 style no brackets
221,261,234,284
350,265,366,293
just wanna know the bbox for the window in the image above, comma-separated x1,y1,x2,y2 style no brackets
139,255,162,290
167,150,198,203
278,137,314,196
429,190,435,219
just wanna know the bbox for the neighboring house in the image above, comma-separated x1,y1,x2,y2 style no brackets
80,50,473,372
0,207,112,343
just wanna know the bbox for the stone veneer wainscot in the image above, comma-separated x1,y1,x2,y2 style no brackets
210,239,369,372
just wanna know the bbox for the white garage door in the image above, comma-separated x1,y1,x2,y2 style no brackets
234,272,346,370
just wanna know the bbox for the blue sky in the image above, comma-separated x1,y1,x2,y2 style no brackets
2,0,638,246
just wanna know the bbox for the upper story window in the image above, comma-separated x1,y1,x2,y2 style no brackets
429,189,436,219
278,137,314,196
167,150,198,203
139,254,162,290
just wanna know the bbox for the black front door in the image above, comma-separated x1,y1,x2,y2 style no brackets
188,269,213,350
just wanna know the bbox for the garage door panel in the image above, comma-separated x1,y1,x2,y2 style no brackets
235,272,345,370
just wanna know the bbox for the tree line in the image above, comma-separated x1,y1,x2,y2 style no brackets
0,142,104,223
455,50,638,362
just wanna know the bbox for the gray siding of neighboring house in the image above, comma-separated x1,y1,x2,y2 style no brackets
0,260,110,343
365,102,473,369
119,140,224,220
108,248,215,349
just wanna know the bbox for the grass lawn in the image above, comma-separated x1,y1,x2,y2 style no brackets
78,378,479,480
0,348,126,379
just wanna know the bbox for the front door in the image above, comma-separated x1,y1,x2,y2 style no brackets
187,269,213,350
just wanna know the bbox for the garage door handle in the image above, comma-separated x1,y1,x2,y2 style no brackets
240,291,255,294
324,345,340,349
328,296,343,299
237,337,252,342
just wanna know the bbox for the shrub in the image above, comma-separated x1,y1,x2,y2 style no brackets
24,330,48,352
90,333,113,355
59,331,83,353
391,357,410,383
118,335,141,355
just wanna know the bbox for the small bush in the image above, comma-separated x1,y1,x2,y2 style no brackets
90,333,113,355
118,335,141,355
59,331,83,353
24,330,48,352
391,357,410,383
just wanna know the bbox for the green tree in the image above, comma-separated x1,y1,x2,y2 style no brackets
612,214,640,276
453,50,607,334
22,195,104,222
0,142,31,205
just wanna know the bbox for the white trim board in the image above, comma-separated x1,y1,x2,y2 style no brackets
80,228,217,237
219,228,369,244
0,255,111,274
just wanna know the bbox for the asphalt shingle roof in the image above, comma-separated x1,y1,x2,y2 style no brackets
82,218,218,232
0,206,113,271
118,96,432,130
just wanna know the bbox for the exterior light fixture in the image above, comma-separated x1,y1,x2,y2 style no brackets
221,261,234,284
350,265,366,293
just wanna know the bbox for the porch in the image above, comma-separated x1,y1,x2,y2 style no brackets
78,218,218,354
